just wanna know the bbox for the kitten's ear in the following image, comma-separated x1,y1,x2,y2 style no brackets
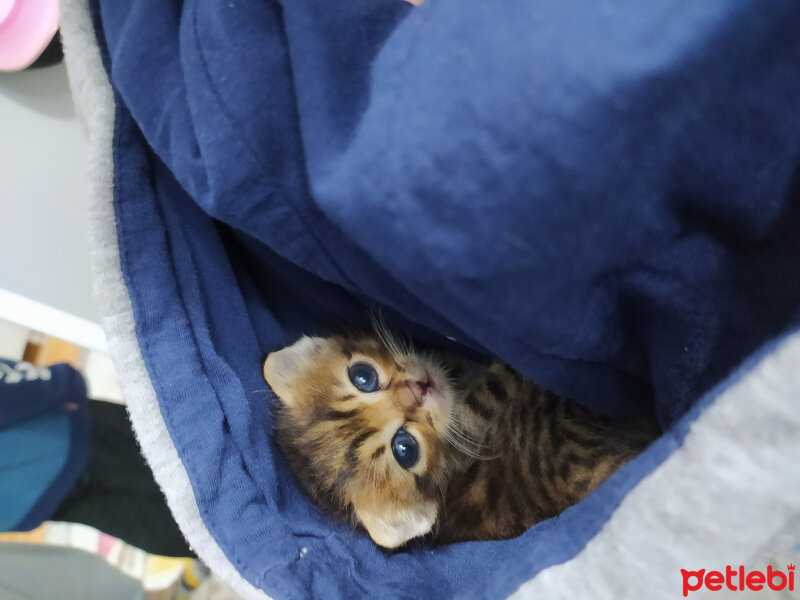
263,336,326,404
354,502,438,549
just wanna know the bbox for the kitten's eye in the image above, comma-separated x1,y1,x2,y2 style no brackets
391,429,419,469
348,363,379,393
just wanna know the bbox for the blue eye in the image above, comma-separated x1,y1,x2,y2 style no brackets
391,429,419,469
348,363,379,393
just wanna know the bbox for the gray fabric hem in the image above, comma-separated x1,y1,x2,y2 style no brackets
511,332,800,599
58,2,269,599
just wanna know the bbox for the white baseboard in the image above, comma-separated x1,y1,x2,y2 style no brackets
0,287,107,352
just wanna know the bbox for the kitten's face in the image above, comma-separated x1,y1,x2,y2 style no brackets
263,334,476,548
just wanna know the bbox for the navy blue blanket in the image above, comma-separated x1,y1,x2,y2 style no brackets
0,360,89,531
95,1,800,598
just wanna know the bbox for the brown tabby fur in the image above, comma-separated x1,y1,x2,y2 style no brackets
263,331,656,548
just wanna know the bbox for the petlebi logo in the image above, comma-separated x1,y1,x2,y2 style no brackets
681,563,795,596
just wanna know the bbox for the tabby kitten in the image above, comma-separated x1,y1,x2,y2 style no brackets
263,332,656,548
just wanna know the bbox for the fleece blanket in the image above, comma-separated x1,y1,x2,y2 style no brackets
61,0,800,598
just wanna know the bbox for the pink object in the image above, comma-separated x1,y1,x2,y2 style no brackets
0,0,60,71
97,532,119,558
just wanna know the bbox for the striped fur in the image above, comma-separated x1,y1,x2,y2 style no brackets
263,333,656,548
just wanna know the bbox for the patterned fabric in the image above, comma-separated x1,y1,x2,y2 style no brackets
0,359,89,531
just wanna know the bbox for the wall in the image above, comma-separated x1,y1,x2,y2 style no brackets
0,62,97,324
0,61,107,352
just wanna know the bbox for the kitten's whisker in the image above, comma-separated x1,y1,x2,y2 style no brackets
451,432,495,452
443,428,498,461
446,418,496,450
445,416,479,437
370,308,411,358
445,422,499,458
446,440,494,461
446,427,492,449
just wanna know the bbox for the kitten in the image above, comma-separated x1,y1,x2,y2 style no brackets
263,332,656,548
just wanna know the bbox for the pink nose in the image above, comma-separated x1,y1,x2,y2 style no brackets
405,378,432,406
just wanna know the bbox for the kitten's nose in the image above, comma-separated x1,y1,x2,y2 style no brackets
405,378,431,406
